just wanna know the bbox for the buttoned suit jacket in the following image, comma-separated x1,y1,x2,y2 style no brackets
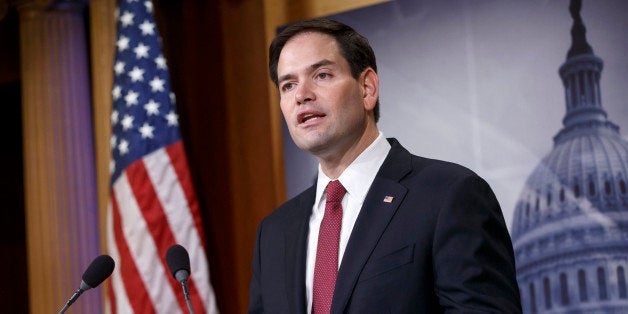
248,138,521,313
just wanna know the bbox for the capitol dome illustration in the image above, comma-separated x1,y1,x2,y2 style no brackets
511,1,628,313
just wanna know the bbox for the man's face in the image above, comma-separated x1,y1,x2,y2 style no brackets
277,32,371,159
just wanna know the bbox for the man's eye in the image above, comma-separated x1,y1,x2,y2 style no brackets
281,83,294,92
317,73,329,79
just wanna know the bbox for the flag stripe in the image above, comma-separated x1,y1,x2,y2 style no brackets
125,156,191,312
144,145,210,312
111,192,157,314
163,144,215,308
164,147,218,311
107,203,131,314
113,171,181,313
166,141,207,248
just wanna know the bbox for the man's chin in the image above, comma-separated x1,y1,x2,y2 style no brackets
294,139,329,155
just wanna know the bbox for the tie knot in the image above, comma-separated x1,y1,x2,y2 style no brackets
326,180,346,203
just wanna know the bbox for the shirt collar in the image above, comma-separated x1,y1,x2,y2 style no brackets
313,132,391,210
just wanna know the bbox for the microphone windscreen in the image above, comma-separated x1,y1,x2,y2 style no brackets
81,255,115,288
166,244,191,278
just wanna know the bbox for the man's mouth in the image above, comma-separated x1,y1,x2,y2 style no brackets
298,112,325,124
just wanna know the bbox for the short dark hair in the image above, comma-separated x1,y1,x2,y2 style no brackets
269,18,380,122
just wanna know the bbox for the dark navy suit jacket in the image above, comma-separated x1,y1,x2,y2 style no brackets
248,138,521,313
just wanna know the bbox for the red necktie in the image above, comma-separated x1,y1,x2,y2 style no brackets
312,180,346,314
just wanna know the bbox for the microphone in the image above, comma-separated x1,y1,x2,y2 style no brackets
59,254,115,314
166,244,195,314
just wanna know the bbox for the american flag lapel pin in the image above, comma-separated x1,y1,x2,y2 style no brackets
383,195,394,203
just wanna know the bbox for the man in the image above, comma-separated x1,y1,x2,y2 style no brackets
248,18,521,313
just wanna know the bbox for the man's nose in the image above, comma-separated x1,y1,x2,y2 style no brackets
295,80,315,104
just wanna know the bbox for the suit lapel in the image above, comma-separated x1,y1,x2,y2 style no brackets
331,139,412,313
284,186,315,313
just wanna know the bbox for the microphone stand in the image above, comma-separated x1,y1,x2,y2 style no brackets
181,279,195,314
59,288,85,314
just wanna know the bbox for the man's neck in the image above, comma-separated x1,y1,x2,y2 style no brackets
318,127,380,179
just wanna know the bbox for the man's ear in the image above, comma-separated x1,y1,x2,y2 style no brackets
361,68,379,111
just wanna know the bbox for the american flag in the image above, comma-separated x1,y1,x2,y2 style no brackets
106,0,217,313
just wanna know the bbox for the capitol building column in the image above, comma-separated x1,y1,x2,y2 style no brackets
17,0,101,313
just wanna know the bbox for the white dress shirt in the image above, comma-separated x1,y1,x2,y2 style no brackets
305,132,391,313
